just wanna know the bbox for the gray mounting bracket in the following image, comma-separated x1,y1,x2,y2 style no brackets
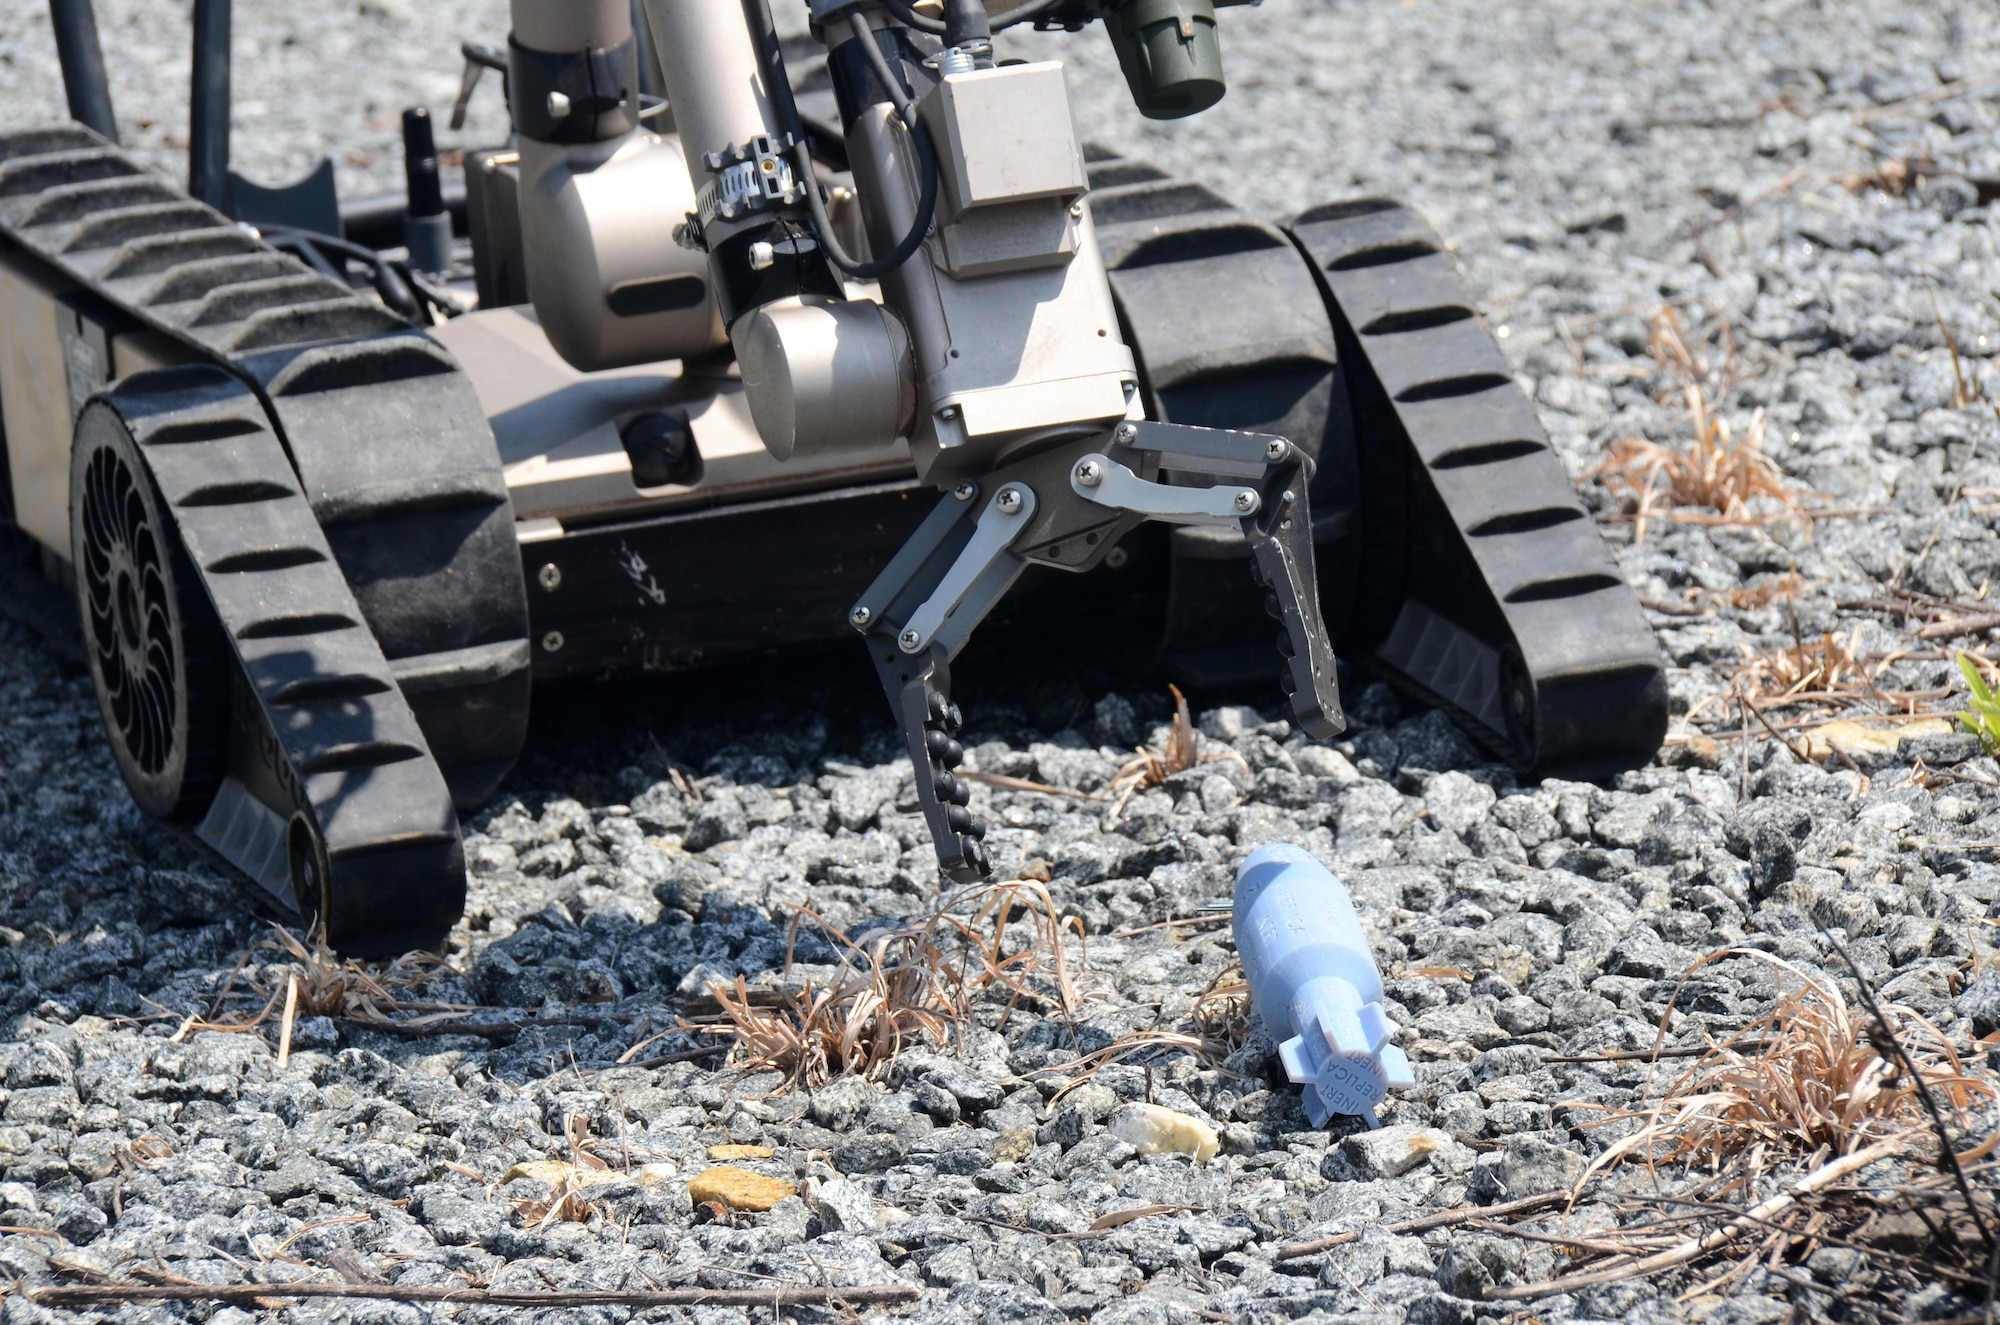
897,482,1038,656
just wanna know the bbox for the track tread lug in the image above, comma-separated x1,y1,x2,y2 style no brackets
1288,200,1667,776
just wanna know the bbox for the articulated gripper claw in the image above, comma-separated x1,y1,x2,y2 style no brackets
850,420,1346,883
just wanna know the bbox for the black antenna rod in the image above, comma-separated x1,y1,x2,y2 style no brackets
48,0,118,142
189,0,232,211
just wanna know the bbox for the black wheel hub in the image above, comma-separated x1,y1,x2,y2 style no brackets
80,445,178,778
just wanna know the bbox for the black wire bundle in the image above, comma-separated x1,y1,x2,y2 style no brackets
744,0,942,281
877,0,1063,35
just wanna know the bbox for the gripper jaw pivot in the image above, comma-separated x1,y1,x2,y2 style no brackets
855,421,1346,883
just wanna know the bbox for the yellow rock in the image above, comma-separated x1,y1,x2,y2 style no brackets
1795,717,1951,761
687,1165,798,1211
501,1159,677,1189
990,1127,1038,1164
706,1144,775,1161
1105,1102,1219,1163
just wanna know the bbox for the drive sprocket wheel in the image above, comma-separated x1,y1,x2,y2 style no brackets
70,400,229,821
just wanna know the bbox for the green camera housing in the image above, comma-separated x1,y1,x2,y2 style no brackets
1102,0,1226,120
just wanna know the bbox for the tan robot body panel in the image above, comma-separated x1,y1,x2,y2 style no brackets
428,304,911,526
0,259,76,554
0,255,184,559
518,131,727,373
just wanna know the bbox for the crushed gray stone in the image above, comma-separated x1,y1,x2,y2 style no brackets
3,0,2000,1322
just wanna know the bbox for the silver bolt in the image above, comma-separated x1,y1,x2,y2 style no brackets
1075,460,1103,487
747,240,776,271
939,406,958,421
1233,489,1259,513
1115,423,1138,444
1069,200,1085,218
849,605,872,628
953,482,978,502
547,90,572,120
537,563,562,592
995,487,1023,515
541,630,566,653
1266,439,1288,462
899,628,923,653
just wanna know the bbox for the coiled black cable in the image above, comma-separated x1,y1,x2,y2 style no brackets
787,11,941,280
262,227,428,323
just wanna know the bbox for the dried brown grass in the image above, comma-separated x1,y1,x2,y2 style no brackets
1733,623,1875,705
1109,684,1201,799
1193,968,1253,1052
698,880,1086,1091
1592,308,1795,543
507,1114,614,1229
958,685,1241,814
1837,153,1937,197
1723,572,1808,611
1467,948,2000,1309
1105,685,1247,817
1584,949,1998,1193
250,927,463,1024
166,926,469,1045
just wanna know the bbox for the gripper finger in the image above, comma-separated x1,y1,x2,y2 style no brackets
1244,469,1345,741
868,644,991,884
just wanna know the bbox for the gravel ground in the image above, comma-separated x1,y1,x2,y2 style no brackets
6,1,2000,1322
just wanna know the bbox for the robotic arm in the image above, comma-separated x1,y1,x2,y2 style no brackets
509,0,1342,881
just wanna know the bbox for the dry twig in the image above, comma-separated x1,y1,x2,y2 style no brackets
1275,1191,1573,1260
11,1280,919,1311
1485,1136,1910,1300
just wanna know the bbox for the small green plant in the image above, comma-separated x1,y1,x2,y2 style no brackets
1956,653,2000,754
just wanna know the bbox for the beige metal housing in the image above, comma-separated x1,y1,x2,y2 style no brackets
848,78,1137,486
426,304,913,528
517,131,728,373
733,296,917,461
0,254,179,561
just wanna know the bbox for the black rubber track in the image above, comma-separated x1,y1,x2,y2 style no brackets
1085,145,1664,777
75,369,465,955
1288,201,1667,778
0,122,522,950
1087,145,1361,694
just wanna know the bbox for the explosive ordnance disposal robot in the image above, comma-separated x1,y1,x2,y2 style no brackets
0,0,1668,954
